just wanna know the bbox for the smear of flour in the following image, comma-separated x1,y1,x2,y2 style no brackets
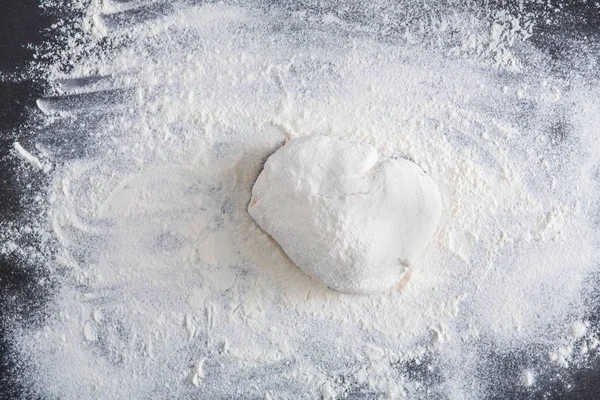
3,0,600,399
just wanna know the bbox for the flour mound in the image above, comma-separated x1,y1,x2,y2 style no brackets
248,136,442,294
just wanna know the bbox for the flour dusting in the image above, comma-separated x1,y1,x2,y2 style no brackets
3,0,600,399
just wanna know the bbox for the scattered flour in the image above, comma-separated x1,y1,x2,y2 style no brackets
12,142,51,173
3,0,600,399
520,370,535,387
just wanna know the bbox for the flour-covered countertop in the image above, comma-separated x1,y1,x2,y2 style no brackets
1,1,600,399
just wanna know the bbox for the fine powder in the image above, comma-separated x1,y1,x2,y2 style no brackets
248,135,442,294
3,0,600,399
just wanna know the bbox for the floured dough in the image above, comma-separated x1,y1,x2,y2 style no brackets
248,135,442,294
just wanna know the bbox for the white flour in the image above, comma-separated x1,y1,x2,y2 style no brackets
248,135,442,294
3,0,600,399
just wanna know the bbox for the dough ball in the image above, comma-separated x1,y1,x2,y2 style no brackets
248,135,442,294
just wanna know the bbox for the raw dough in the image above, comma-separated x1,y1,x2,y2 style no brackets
248,136,442,294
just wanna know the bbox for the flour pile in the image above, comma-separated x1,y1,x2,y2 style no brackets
248,135,442,294
3,0,600,398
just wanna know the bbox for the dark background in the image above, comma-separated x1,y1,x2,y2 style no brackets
1,2,56,399
1,1,599,399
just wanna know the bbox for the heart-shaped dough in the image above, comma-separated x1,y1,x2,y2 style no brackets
248,136,442,294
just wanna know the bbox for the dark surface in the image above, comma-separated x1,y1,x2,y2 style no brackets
0,1,599,399
0,2,53,399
